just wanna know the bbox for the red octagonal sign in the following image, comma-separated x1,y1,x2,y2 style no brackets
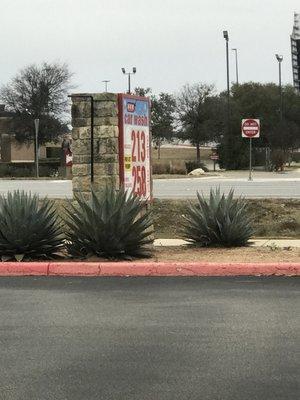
241,119,260,138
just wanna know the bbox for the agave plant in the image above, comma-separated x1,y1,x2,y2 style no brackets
64,187,153,258
183,188,254,247
0,191,63,261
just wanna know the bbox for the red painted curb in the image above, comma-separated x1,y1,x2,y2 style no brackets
0,262,299,277
0,262,49,276
48,262,100,276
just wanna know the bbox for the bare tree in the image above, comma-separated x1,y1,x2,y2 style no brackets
0,62,73,143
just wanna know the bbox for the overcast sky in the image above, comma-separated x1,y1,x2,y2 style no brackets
0,0,299,95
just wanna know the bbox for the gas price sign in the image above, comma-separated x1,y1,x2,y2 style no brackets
118,94,151,201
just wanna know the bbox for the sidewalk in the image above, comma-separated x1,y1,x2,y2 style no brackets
154,238,300,248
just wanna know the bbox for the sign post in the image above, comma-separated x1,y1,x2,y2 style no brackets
210,153,219,172
34,118,39,178
118,94,151,201
241,119,260,181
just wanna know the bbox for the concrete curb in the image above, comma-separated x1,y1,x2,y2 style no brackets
0,262,299,277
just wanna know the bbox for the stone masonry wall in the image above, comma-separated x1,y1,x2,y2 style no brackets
71,93,119,197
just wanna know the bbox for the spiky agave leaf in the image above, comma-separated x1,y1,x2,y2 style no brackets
64,187,153,259
0,191,63,260
183,187,254,247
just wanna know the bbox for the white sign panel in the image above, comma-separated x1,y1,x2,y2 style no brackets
119,95,151,201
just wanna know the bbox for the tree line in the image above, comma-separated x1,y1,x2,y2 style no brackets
141,83,300,169
1,62,300,169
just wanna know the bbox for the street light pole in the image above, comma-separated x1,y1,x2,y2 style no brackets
128,74,131,95
121,67,137,94
34,118,39,178
232,48,239,85
102,80,110,92
224,31,230,100
223,31,230,168
275,54,283,121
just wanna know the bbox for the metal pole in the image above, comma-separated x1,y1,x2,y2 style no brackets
128,73,131,94
102,80,110,92
232,48,239,85
279,61,283,121
248,138,253,181
225,34,230,169
90,97,94,183
276,55,283,121
34,119,39,178
226,40,230,101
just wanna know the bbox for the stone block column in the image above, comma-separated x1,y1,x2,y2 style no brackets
70,93,120,197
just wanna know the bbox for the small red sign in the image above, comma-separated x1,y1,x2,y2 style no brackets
127,102,135,112
242,119,260,138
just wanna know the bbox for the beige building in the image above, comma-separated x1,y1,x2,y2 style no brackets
0,105,61,163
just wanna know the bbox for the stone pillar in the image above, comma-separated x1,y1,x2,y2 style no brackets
70,93,120,197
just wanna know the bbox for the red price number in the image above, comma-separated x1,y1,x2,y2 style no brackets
131,130,146,162
132,165,146,196
131,130,147,197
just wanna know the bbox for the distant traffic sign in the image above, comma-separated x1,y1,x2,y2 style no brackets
241,119,260,138
210,154,219,160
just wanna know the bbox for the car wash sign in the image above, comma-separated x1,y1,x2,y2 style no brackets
118,94,151,201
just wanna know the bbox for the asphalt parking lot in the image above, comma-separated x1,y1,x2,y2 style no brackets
0,277,299,400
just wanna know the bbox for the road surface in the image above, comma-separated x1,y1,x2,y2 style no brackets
0,277,299,400
154,176,300,199
0,174,299,199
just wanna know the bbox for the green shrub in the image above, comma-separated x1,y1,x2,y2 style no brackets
39,165,58,177
64,187,153,259
152,162,171,174
153,161,187,175
271,150,286,171
183,188,254,247
0,161,61,178
0,191,62,261
11,166,33,177
291,152,300,163
0,164,10,177
169,160,187,174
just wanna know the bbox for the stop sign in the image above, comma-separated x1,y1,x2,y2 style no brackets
241,119,260,138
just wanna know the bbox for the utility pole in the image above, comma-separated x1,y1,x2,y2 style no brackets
102,80,110,92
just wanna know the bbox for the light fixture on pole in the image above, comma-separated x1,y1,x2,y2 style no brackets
232,48,239,85
121,67,137,94
275,54,283,121
102,80,110,92
34,118,39,178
